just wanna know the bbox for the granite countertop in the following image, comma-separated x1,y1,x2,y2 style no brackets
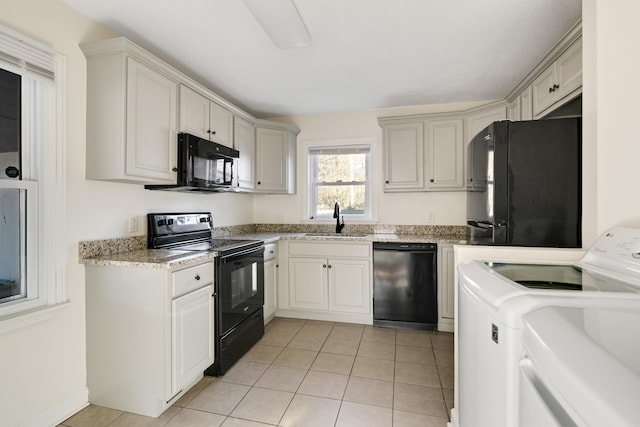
81,248,218,269
80,230,468,269
238,232,468,245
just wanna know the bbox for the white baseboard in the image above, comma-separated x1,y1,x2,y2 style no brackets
20,386,89,427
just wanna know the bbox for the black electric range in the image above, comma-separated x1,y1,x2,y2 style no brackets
147,212,265,376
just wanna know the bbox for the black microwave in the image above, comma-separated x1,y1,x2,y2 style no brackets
145,133,239,193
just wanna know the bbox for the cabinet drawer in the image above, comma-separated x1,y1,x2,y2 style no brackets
288,242,370,258
172,262,214,298
264,243,278,261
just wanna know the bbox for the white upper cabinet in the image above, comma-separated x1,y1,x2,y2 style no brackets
179,85,234,148
531,36,582,118
234,116,256,191
519,87,533,120
466,104,507,142
382,121,425,191
255,123,298,194
82,39,179,184
426,118,464,190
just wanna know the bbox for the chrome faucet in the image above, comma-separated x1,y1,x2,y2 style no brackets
333,202,345,233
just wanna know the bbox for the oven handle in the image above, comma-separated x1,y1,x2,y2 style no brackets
219,246,264,263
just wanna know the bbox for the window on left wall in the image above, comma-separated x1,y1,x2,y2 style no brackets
0,24,64,320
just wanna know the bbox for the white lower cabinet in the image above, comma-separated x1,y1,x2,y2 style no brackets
85,261,215,417
171,284,215,396
289,257,329,310
263,243,279,323
328,259,370,314
279,241,372,324
437,244,455,332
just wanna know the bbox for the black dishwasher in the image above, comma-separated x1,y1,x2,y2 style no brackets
373,242,438,330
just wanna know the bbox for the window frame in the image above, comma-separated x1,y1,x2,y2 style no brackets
0,24,66,323
304,137,376,223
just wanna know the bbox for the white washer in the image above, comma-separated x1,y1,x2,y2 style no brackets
519,305,640,427
455,227,640,427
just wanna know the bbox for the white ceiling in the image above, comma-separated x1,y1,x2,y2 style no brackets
62,0,581,118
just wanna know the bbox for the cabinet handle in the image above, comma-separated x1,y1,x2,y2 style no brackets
195,274,201,280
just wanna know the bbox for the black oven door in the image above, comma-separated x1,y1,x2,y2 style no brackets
217,246,264,334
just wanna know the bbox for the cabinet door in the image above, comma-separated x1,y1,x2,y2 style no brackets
126,58,177,182
426,118,464,190
556,37,582,99
328,258,370,314
519,87,533,121
438,245,455,320
382,122,424,191
171,284,214,395
264,258,278,321
255,127,288,192
235,116,256,190
531,66,557,116
209,101,234,148
288,257,329,310
179,85,210,140
507,98,520,121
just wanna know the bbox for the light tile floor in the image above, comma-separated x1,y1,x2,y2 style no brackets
60,318,454,427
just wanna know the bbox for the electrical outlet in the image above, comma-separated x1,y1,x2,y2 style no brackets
128,216,139,233
426,211,435,224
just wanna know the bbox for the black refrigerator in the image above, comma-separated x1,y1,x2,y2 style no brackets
467,118,581,248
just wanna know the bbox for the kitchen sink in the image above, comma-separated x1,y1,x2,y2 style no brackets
304,233,369,237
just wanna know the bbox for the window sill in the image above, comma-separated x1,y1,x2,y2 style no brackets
0,301,71,335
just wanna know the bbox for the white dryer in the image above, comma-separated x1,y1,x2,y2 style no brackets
455,227,640,427
519,305,640,427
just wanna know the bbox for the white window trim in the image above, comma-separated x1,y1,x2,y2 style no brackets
302,137,378,223
0,24,67,326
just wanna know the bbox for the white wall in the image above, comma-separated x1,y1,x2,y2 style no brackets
0,1,252,425
583,0,640,238
254,101,487,226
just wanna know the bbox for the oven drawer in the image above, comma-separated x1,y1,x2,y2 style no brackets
172,262,214,298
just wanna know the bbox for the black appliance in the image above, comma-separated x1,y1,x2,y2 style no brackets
467,118,582,247
373,242,438,330
145,133,239,193
147,212,264,376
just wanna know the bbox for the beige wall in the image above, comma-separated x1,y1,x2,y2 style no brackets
0,0,252,425
584,0,640,236
254,101,487,226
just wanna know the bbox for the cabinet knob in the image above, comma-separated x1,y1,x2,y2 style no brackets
172,167,178,172
328,264,332,269
257,181,261,185
276,264,279,268
195,274,201,280
430,179,434,183
385,180,390,184
207,130,211,134
323,264,327,268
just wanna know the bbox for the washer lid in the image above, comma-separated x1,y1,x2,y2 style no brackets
487,262,640,293
522,305,640,427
